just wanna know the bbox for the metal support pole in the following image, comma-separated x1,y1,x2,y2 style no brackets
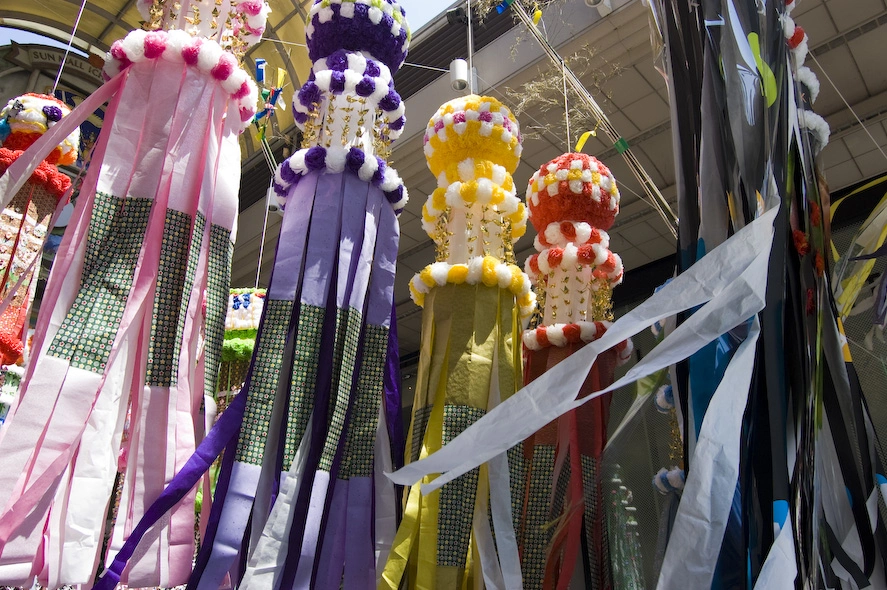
467,0,476,94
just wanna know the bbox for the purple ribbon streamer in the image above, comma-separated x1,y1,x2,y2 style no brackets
95,389,247,590
384,299,404,469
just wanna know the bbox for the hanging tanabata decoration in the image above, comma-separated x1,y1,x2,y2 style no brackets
0,0,264,586
0,94,78,365
191,2,409,587
519,152,631,589
382,95,532,589
218,288,266,399
386,1,887,588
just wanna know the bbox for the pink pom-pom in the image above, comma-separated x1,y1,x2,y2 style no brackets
182,38,203,66
144,32,167,59
109,42,127,61
233,81,251,99
240,106,255,122
211,53,236,81
238,0,264,16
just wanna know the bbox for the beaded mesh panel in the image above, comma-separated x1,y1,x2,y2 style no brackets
48,192,153,372
235,299,293,465
338,323,388,479
318,307,363,472
283,304,326,470
581,453,610,590
436,405,485,567
145,209,200,387
203,224,234,395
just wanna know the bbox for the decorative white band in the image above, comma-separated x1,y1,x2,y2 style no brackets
409,256,535,317
103,29,258,131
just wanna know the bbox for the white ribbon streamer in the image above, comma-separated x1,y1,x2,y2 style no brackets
387,206,777,493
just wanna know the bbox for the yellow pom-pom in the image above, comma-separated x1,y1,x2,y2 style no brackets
419,266,436,288
448,265,469,284
481,256,499,287
431,188,447,211
509,266,525,294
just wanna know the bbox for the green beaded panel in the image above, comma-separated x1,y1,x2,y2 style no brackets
339,323,388,479
48,192,153,372
203,224,233,395
235,299,292,464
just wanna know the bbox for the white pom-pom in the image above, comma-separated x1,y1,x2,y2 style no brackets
544,223,562,247
369,6,383,24
575,223,592,244
496,264,512,289
197,41,224,74
318,6,335,23
340,2,355,18
291,150,307,172
221,67,248,94
326,147,347,173
467,256,484,283
430,262,449,285
476,178,494,203
458,159,475,182
547,326,567,347
380,168,399,191
358,156,379,182
121,29,148,61
796,65,820,103
492,165,507,185
164,30,190,63
522,331,540,350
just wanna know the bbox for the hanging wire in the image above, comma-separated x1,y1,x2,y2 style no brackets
808,52,887,165
52,0,89,94
562,60,572,152
255,185,273,288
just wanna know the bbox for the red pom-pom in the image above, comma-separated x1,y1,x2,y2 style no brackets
788,25,805,49
535,328,550,348
547,249,563,268
563,323,582,343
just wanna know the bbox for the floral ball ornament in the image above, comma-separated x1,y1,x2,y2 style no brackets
411,95,534,316
527,152,620,233
306,0,410,73
0,94,79,165
422,95,526,240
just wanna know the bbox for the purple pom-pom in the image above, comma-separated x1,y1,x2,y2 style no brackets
298,82,322,108
356,77,375,97
345,147,365,173
273,181,288,197
305,146,327,171
279,160,299,183
327,51,348,72
329,71,346,93
372,157,386,185
294,111,309,125
364,60,381,78
389,116,405,131
42,105,63,123
385,185,404,204
379,90,400,112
